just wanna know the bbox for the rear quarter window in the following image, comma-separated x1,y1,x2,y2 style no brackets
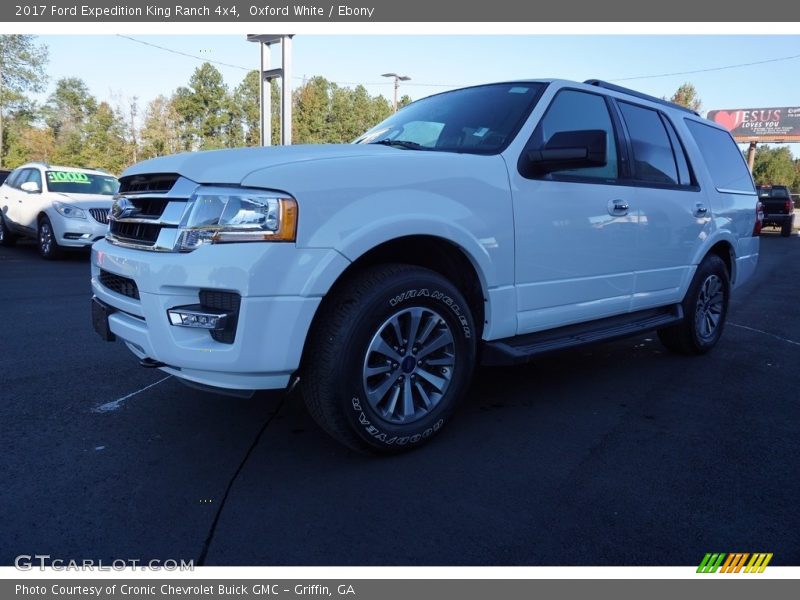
685,119,755,194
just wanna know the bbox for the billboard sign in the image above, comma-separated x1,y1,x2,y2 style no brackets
706,107,800,142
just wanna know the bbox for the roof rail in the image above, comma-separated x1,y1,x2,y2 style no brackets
583,79,700,116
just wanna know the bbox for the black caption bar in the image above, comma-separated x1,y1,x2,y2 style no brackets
3,0,800,21
4,579,796,600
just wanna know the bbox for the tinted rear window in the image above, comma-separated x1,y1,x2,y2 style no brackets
757,187,790,198
685,120,754,193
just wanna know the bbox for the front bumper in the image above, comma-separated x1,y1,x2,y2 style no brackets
91,239,348,390
52,213,108,248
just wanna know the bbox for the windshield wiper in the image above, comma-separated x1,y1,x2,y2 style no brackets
372,139,426,150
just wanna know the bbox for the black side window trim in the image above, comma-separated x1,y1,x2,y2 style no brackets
660,113,698,188
517,87,624,183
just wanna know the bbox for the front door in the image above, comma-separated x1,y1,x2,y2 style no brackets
507,88,639,335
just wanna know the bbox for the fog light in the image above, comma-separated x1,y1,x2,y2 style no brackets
167,305,230,331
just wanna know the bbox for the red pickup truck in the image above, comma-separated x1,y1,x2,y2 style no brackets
757,185,795,237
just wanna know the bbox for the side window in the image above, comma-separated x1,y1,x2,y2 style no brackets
15,169,34,188
5,169,24,189
685,119,755,194
617,101,678,185
26,169,42,190
527,89,619,180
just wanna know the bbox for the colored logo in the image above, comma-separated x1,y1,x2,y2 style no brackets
697,553,773,573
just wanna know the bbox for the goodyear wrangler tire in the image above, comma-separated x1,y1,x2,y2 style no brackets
657,254,730,355
301,264,477,453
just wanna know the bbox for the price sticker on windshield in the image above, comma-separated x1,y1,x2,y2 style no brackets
47,171,91,184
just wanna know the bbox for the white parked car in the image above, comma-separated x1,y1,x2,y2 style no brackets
0,163,119,259
90,79,761,452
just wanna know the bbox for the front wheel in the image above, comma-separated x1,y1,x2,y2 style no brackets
658,254,730,355
38,216,61,260
302,264,477,453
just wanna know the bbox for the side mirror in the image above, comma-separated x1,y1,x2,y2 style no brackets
522,129,608,176
20,180,41,193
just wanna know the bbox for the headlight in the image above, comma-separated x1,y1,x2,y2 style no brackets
53,201,86,220
176,187,298,251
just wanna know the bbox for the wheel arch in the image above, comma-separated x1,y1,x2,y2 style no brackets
298,234,489,380
705,239,735,284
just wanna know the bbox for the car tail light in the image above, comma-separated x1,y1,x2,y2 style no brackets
785,199,793,214
753,201,764,236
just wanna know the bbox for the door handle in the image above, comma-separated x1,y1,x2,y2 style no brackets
694,204,708,217
608,199,629,216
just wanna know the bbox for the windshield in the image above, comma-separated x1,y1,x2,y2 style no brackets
354,82,547,154
46,171,120,195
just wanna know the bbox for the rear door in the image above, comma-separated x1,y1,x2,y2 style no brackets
611,100,709,310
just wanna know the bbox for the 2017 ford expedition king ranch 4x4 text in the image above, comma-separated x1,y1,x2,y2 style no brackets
91,79,761,452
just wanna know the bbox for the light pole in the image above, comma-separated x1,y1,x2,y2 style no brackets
381,73,410,112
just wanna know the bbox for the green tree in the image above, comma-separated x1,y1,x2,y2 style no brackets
44,77,97,138
81,102,128,173
751,145,795,186
792,159,800,194
667,82,701,112
293,76,331,144
397,94,412,110
173,63,229,150
44,77,98,165
140,95,181,159
0,34,48,167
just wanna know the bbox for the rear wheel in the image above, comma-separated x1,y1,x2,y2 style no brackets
37,216,61,260
0,215,17,247
658,254,729,355
302,264,477,453
781,220,792,237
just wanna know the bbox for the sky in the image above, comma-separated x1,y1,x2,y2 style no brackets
35,34,800,154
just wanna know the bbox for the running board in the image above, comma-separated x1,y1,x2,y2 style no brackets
481,305,683,366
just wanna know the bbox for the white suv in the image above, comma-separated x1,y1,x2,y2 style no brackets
0,163,119,259
90,79,761,452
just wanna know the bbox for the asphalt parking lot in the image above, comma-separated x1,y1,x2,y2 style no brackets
1,231,799,567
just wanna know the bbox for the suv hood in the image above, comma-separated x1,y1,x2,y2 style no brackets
123,144,392,185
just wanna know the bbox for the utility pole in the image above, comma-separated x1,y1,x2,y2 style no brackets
381,73,410,112
746,141,757,172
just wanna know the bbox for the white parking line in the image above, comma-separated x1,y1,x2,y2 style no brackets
92,375,172,413
728,322,800,347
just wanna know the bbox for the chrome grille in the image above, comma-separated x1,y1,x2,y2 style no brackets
106,175,196,252
89,208,110,224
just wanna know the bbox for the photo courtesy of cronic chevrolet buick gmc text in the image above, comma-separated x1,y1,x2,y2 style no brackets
90,79,761,453
0,163,120,259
